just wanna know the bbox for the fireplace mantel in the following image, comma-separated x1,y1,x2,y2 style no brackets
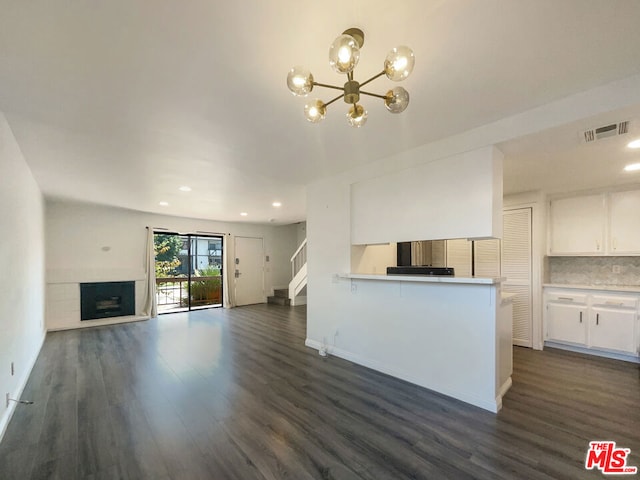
46,270,149,331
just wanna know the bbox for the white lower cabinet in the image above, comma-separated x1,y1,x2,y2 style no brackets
544,287,639,359
546,303,587,345
590,307,637,354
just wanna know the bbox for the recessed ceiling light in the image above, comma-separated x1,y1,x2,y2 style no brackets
159,201,169,206
624,163,640,172
179,186,192,192
627,139,640,149
272,202,282,207
240,212,248,216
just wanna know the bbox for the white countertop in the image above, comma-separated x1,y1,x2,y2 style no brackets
500,292,518,304
543,283,640,293
340,273,504,285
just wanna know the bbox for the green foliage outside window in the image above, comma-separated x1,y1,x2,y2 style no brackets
183,266,222,306
154,234,183,277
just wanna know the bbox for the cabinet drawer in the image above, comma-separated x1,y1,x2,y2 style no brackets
545,292,588,304
591,295,638,309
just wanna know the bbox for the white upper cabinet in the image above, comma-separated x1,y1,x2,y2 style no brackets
549,188,640,256
549,194,606,255
609,189,640,255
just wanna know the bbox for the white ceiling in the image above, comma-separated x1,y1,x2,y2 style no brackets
501,105,640,196
2,0,640,223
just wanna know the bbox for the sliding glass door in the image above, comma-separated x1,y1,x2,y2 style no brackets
154,233,223,314
188,236,223,310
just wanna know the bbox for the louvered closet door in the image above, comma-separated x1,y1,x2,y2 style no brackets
474,239,501,277
431,240,446,267
446,239,472,277
502,208,532,347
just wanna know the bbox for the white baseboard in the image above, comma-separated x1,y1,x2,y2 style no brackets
47,315,149,332
304,338,501,413
544,341,640,364
0,330,46,443
495,377,513,412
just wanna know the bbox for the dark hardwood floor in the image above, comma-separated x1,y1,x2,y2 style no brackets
1,304,638,479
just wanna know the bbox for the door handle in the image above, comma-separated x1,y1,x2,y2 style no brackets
579,311,582,323
596,313,599,326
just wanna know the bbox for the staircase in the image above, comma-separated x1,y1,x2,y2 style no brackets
267,288,291,306
288,238,307,306
266,238,307,307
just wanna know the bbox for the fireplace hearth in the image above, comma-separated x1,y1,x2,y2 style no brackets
80,281,135,321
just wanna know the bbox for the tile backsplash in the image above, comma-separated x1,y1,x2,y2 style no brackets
548,256,640,286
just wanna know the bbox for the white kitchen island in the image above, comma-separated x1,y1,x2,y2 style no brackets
306,274,512,413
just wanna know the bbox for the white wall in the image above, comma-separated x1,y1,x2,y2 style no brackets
45,200,298,329
350,243,397,274
351,146,503,244
0,112,45,440
295,222,307,247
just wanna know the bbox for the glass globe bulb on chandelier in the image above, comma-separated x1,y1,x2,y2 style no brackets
286,28,414,127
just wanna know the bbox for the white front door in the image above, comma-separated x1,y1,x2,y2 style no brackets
234,236,265,306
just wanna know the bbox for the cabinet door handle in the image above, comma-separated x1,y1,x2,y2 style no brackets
558,297,574,301
596,240,600,251
579,311,583,323
596,313,599,326
613,238,617,250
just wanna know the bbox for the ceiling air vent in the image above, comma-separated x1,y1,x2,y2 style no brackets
581,120,630,143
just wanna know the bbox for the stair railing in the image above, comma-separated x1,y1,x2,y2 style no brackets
291,238,307,279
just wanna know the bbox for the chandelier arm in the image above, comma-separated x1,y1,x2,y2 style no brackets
358,70,386,88
324,93,345,108
313,82,344,92
360,91,389,100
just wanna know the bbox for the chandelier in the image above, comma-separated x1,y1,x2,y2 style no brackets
287,28,415,127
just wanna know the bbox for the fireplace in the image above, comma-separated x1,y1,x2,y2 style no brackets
80,281,135,321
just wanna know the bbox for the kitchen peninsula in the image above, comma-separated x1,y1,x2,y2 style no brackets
306,145,506,413
305,273,513,413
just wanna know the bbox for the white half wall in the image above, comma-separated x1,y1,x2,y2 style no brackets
0,112,46,441
307,144,506,410
45,200,299,330
306,279,504,412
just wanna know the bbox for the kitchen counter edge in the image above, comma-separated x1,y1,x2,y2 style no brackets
543,283,640,293
340,273,505,285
